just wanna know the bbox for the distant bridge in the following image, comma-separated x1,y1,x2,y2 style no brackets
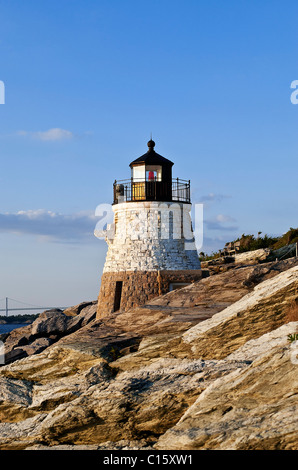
0,297,67,317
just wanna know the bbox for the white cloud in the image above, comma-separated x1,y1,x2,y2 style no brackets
216,214,236,223
205,213,238,232
34,128,74,141
16,130,29,137
16,128,74,141
0,209,104,243
196,193,231,204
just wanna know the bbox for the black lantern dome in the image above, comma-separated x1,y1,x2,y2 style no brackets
113,140,190,204
129,140,174,168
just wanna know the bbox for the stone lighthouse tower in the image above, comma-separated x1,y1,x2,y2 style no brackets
95,140,201,319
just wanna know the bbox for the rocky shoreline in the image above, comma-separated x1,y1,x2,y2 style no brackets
0,256,297,450
0,302,97,364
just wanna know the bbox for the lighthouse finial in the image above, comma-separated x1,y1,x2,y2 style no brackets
147,134,155,151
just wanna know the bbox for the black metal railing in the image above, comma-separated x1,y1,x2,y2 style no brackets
113,178,190,204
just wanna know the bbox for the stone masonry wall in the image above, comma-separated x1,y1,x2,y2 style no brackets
97,269,202,319
101,201,201,273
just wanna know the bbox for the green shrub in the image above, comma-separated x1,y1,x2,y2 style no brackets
287,333,298,343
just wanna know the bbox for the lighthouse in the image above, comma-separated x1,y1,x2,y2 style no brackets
95,139,201,319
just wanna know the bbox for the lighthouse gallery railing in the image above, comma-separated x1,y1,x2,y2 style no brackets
113,178,190,204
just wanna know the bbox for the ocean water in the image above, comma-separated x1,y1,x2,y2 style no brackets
0,324,27,335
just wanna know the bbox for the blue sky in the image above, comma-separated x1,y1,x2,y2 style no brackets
0,0,298,308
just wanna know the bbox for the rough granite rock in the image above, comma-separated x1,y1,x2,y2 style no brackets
27,439,154,450
155,340,298,450
63,301,97,317
234,248,271,264
21,338,54,356
31,310,74,337
2,302,97,365
177,265,298,360
0,351,248,449
202,246,297,275
4,325,33,351
0,259,297,450
108,262,298,370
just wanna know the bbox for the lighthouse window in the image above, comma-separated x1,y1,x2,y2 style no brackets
147,170,156,181
146,165,162,182
132,165,145,182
